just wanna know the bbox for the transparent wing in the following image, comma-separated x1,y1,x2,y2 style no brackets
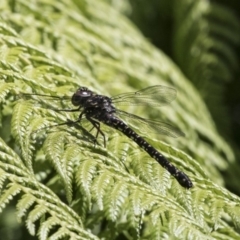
116,110,184,138
111,85,177,106
19,93,71,101
18,93,72,110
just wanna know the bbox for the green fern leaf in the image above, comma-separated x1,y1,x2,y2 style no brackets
11,101,35,171
92,170,113,210
0,0,240,239
0,82,15,103
76,157,98,200
43,131,68,176
60,143,80,203
48,227,69,240
37,216,60,240
129,188,145,217
105,181,128,222
0,183,21,212
16,193,36,221
173,0,240,133
27,204,48,235
0,168,8,192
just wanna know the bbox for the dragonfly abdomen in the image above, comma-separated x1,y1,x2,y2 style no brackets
103,117,193,188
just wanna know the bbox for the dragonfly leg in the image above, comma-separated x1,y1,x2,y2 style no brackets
54,108,80,112
86,117,106,147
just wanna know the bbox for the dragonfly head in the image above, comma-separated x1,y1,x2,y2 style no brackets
71,87,93,106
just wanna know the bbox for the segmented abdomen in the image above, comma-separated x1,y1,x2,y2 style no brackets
103,117,193,188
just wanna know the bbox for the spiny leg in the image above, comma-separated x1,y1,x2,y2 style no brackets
31,107,81,134
54,108,80,112
86,117,106,147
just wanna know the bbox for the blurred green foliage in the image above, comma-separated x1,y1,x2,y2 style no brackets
0,0,240,239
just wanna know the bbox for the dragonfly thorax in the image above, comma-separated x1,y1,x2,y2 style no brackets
71,87,115,114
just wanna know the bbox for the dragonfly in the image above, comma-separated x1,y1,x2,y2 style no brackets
21,85,193,188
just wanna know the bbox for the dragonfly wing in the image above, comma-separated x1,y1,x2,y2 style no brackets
116,110,184,138
18,93,72,111
19,93,71,101
111,85,177,106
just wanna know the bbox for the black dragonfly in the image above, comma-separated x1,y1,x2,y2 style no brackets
22,85,193,189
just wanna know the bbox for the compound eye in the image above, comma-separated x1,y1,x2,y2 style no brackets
81,91,90,97
71,93,81,106
71,88,92,106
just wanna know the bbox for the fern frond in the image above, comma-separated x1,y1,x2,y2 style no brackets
60,143,79,203
225,206,240,229
0,137,100,239
76,158,98,200
38,217,60,240
105,181,128,222
48,227,72,240
210,200,225,230
0,168,8,192
37,216,92,240
92,171,113,210
0,82,15,102
43,131,68,178
43,132,83,203
11,101,35,171
0,183,22,212
16,193,36,221
26,204,48,235
0,0,240,239
173,0,240,133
